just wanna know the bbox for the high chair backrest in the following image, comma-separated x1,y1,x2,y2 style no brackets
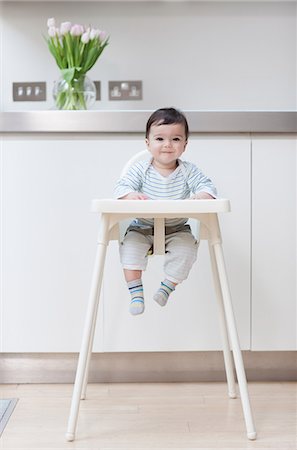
120,150,151,177
119,150,150,244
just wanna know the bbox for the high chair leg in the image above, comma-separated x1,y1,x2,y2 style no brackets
81,268,106,400
212,241,257,440
80,305,98,400
66,216,110,442
208,242,237,399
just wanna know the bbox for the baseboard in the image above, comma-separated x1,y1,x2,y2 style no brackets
0,351,296,384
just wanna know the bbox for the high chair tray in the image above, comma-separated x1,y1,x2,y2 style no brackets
91,198,230,215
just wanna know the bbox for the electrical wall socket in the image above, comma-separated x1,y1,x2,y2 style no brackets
13,82,46,101
109,80,142,101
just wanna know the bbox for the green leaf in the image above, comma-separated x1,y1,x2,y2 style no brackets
82,47,100,72
46,37,64,69
64,33,74,67
61,68,76,83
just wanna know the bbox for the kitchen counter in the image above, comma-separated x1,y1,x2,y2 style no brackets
0,111,296,133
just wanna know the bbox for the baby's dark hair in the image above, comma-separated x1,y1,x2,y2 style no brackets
145,107,189,140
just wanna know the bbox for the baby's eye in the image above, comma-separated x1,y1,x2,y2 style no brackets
156,137,163,141
173,137,181,141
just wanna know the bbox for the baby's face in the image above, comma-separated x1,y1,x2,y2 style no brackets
145,123,187,170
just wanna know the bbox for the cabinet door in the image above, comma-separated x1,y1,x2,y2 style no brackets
103,137,251,351
1,136,143,352
251,137,297,350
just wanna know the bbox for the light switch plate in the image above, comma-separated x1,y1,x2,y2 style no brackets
13,82,46,101
109,80,142,101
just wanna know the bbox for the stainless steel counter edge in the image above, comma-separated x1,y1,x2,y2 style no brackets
0,111,296,133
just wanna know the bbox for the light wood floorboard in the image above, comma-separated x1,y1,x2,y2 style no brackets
0,382,296,449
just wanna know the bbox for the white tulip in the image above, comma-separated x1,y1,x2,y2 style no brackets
47,17,55,28
81,32,90,44
48,26,56,38
90,28,100,40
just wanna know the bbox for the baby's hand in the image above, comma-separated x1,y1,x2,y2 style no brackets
190,192,215,200
120,192,150,200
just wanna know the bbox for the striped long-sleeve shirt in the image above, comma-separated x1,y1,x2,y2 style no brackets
114,158,217,227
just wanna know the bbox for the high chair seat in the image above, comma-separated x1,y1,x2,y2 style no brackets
65,197,257,442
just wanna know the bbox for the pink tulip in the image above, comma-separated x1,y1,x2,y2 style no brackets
70,24,84,37
99,30,107,42
60,21,72,35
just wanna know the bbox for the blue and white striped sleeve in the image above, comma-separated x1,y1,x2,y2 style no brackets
114,162,144,199
185,162,217,198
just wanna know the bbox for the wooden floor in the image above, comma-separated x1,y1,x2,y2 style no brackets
0,382,296,449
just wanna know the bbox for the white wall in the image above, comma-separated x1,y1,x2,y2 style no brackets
0,1,296,111
0,2,3,109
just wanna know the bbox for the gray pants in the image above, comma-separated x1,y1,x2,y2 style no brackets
120,228,199,284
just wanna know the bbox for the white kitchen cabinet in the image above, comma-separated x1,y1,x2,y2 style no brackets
251,136,297,350
0,136,141,352
1,135,251,352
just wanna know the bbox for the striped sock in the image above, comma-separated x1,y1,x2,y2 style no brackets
128,279,145,315
153,279,176,307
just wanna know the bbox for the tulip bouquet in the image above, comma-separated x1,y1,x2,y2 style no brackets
45,18,109,110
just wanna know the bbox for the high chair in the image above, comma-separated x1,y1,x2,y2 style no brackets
65,151,256,442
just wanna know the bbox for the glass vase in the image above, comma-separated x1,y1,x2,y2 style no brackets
53,75,96,110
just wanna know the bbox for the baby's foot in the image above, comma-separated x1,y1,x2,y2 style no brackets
129,298,145,315
153,279,176,307
128,279,144,315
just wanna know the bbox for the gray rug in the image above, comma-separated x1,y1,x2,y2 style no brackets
0,399,18,436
